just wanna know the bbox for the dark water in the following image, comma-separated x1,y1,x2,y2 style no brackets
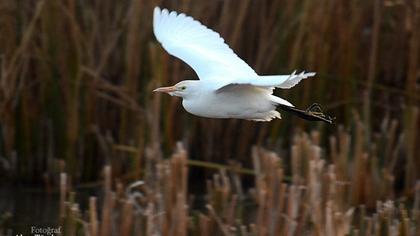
0,184,101,235
0,182,256,235
0,185,60,235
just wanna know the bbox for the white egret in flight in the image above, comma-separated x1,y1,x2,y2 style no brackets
153,7,333,123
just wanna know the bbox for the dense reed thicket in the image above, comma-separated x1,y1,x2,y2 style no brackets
57,131,420,236
0,0,419,234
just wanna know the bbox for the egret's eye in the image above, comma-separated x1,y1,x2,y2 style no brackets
180,86,187,90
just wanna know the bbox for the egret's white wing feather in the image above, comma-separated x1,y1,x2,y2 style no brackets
273,71,316,89
215,83,295,107
153,7,257,81
216,71,316,90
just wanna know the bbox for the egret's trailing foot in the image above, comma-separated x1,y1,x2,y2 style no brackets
278,103,335,124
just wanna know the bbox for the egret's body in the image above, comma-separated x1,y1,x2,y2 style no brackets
181,82,281,121
152,7,332,122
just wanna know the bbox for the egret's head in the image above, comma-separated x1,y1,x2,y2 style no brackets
153,80,199,99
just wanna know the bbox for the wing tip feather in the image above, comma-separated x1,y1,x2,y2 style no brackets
153,7,162,21
153,7,161,37
306,72,316,77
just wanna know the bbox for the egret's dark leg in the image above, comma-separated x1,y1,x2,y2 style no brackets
306,103,321,112
277,103,335,124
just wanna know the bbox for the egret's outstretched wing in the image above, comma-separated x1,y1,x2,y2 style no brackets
216,71,316,91
153,7,257,81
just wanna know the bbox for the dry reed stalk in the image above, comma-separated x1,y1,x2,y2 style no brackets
232,168,245,199
337,126,350,181
325,200,334,236
0,0,17,59
397,207,407,235
329,135,338,160
89,197,98,236
415,181,420,236
100,165,112,236
209,173,225,215
254,1,282,72
145,202,156,236
291,144,302,185
405,0,420,104
304,0,322,70
120,200,134,236
351,117,367,205
59,172,68,226
266,155,282,236
356,205,369,233
308,158,325,235
335,207,354,236
240,225,248,236
252,147,263,203
229,0,250,49
249,224,257,236
363,0,382,138
163,160,179,234
199,213,211,236
125,0,142,96
135,122,145,179
273,183,287,235
326,165,338,210
148,44,163,147
159,163,170,235
389,133,404,172
66,204,79,236
255,185,267,236
218,0,232,38
236,121,255,163
364,216,372,236
207,204,231,236
284,185,300,236
403,0,420,195
174,148,188,236
225,194,237,227
288,0,311,69
116,181,124,198
311,130,321,146
404,107,419,195
299,1,320,112
218,169,231,220
313,0,335,99
384,119,398,165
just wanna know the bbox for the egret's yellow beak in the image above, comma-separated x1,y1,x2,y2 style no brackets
153,86,177,93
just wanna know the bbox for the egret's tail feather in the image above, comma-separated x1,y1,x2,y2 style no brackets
270,95,294,107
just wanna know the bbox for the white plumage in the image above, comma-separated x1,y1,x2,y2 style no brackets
153,7,316,121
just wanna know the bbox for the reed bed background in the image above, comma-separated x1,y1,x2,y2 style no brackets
0,0,419,235
57,134,420,236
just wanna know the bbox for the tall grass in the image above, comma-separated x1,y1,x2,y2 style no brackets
55,130,420,235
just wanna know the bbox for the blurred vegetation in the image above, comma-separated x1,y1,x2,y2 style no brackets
55,139,420,235
0,0,419,234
